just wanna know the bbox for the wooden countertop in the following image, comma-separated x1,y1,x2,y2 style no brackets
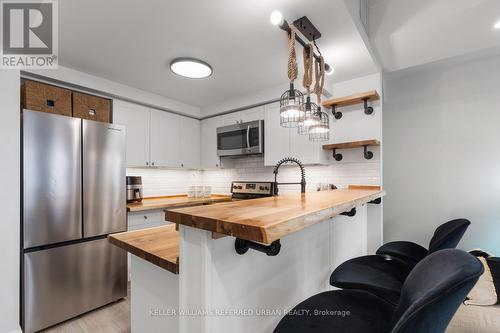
109,224,180,274
166,189,384,244
127,194,232,212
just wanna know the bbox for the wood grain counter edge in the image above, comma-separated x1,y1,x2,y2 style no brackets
108,225,179,274
166,190,385,244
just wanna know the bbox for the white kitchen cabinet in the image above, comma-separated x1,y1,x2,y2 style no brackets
113,100,150,167
127,210,166,231
290,127,328,165
180,117,200,169
240,106,264,123
200,116,221,169
127,210,168,281
150,109,181,168
264,102,290,166
264,102,327,166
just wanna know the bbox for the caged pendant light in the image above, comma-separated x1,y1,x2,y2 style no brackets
297,44,320,135
280,26,305,127
308,56,330,141
297,97,319,135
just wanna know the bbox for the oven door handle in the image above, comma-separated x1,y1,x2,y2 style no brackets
246,125,250,149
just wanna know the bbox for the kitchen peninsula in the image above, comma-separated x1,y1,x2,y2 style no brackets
110,187,384,333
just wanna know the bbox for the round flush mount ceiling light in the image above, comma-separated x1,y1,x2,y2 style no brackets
170,58,213,79
494,20,500,30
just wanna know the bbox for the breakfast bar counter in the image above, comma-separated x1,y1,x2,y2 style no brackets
111,188,385,333
167,188,384,244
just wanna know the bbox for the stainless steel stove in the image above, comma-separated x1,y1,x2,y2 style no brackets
231,181,275,200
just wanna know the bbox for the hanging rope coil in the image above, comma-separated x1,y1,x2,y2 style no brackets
287,26,299,82
314,54,325,105
302,44,314,95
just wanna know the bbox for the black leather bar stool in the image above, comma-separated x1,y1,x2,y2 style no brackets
330,218,470,305
377,218,471,267
274,249,483,333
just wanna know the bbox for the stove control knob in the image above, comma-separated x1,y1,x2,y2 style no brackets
259,186,264,190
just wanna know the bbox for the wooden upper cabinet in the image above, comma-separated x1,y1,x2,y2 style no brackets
72,92,112,123
22,80,72,116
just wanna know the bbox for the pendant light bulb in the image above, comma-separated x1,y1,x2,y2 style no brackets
270,11,284,26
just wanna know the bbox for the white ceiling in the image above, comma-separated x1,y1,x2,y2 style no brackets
58,0,377,109
368,0,500,72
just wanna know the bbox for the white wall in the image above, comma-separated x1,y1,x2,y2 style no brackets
0,70,21,333
202,155,380,194
383,53,500,254
127,168,201,197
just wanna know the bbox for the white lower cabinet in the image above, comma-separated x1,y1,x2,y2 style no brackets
127,209,168,281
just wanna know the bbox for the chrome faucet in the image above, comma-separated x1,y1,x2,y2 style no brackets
273,157,306,195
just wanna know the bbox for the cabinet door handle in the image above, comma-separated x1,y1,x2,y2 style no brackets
143,215,148,220
246,125,250,149
152,162,155,166
146,162,149,166
181,163,184,167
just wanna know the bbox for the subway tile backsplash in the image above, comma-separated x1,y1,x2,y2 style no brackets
128,156,380,197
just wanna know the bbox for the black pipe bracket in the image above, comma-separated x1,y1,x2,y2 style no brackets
340,208,357,217
363,146,374,160
363,98,374,115
235,239,281,256
332,105,342,120
332,148,343,161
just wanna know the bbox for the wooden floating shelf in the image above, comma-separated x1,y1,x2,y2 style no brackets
323,91,380,108
323,140,380,161
322,91,380,119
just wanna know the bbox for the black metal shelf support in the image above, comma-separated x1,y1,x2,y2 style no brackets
332,148,343,161
331,146,374,162
331,100,375,121
332,105,343,120
340,208,356,217
235,238,281,256
363,98,374,115
364,145,374,160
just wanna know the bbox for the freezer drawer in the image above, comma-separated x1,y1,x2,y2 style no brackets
23,110,82,248
23,238,127,333
83,120,127,237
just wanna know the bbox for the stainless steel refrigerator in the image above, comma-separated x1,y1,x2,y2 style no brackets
21,110,127,333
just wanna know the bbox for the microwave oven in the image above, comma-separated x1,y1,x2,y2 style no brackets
216,120,264,157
